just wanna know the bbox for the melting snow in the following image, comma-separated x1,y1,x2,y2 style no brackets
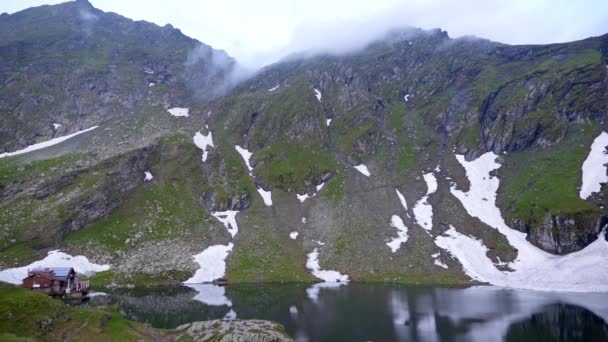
211,211,239,238
306,248,349,282
183,243,234,284
0,250,110,284
413,172,437,231
580,131,608,199
52,123,62,130
144,171,153,181
354,164,371,177
224,309,237,320
326,118,332,127
442,151,608,292
306,281,345,302
396,188,408,211
167,107,189,117
314,88,322,102
185,284,232,306
297,193,311,203
257,187,273,206
290,231,299,240
431,252,448,269
235,145,253,172
193,130,214,162
268,84,280,91
386,215,409,253
0,126,98,159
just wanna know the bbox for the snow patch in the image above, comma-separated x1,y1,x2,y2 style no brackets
52,123,62,130
211,211,239,238
185,284,232,306
431,252,448,269
297,193,311,203
354,164,371,177
404,94,410,102
290,231,299,240
183,243,233,284
326,118,332,127
235,145,253,172
314,88,322,102
306,248,349,282
413,172,437,230
167,107,189,117
302,217,307,224
224,309,237,320
87,291,108,297
257,187,273,206
148,82,155,87
268,84,280,91
316,182,325,192
0,126,98,159
0,250,110,284
580,131,608,199
396,188,408,211
444,152,608,292
193,130,214,162
386,215,409,253
144,171,153,181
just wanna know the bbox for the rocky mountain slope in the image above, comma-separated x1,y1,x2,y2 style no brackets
1,0,607,288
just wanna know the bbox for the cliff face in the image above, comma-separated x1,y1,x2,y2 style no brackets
1,1,607,283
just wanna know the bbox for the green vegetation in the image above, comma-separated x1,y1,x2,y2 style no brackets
0,284,156,341
64,135,214,253
498,124,599,226
254,143,337,192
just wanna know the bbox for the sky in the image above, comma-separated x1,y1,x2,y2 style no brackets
2,0,608,68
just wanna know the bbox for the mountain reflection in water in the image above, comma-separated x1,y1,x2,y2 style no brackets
90,284,608,341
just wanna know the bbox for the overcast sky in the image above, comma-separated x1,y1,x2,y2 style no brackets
3,0,608,68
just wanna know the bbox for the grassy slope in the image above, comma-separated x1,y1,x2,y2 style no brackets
0,284,160,341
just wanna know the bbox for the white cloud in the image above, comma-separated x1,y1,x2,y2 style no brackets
3,0,608,69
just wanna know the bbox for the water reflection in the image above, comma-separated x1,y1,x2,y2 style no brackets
90,284,608,341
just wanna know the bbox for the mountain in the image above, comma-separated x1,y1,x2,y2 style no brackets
1,1,607,289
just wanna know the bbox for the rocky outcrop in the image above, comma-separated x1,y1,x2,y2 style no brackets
513,213,607,255
178,320,293,342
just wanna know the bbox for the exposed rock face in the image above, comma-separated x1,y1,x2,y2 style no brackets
513,214,608,255
178,320,293,342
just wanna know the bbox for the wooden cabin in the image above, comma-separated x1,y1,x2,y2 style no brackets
20,267,90,297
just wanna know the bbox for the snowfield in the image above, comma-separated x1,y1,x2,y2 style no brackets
413,172,437,231
0,126,98,159
580,131,608,199
184,243,234,283
0,250,110,284
442,152,608,292
354,164,371,176
306,248,349,282
387,215,409,253
193,130,214,162
167,107,189,117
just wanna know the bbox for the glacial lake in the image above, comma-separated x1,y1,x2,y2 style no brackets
89,283,608,341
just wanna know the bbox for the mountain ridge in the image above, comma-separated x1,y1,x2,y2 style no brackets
1,1,607,290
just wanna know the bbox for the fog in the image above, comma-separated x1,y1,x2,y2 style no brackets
3,0,608,69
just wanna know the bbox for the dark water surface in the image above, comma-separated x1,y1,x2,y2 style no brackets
90,283,608,341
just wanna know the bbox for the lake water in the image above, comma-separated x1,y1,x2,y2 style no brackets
89,283,608,341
